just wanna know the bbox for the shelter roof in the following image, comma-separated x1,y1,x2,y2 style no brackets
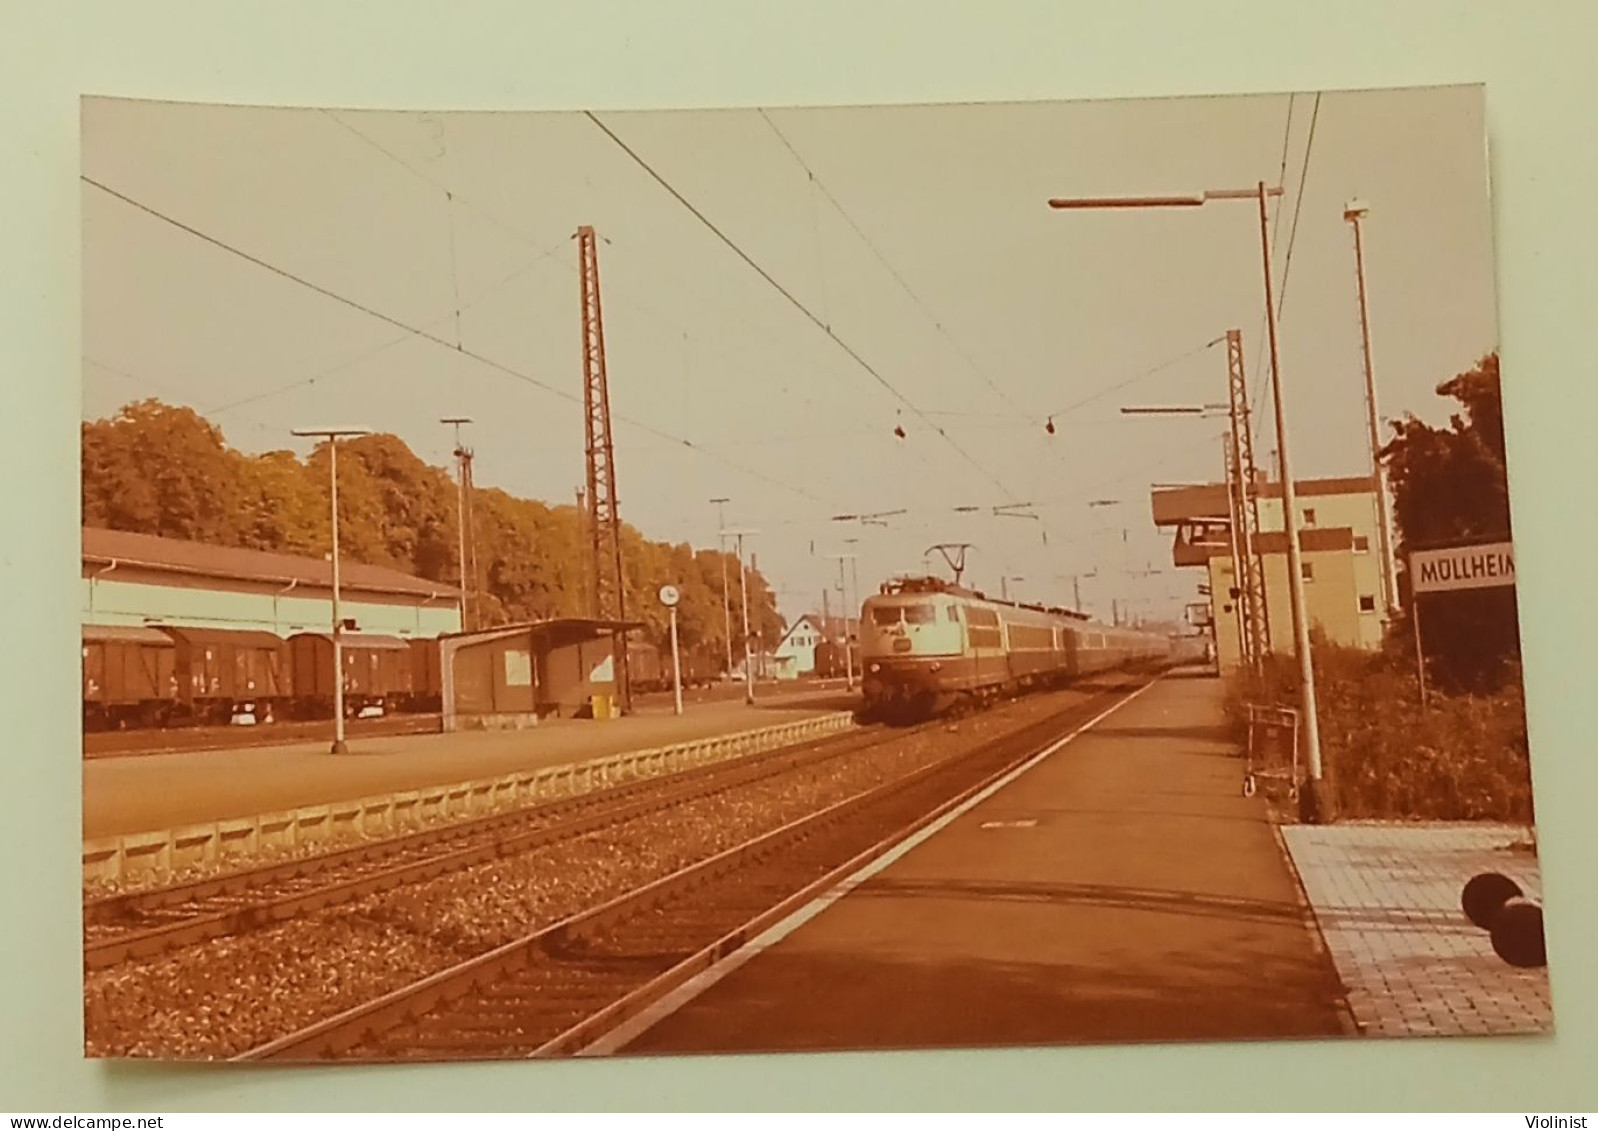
82,526,461,601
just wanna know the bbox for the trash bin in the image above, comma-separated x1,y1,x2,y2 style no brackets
591,693,612,720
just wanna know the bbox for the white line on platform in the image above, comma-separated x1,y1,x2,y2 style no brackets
579,676,1161,1056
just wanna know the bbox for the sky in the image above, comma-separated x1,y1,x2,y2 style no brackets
80,85,1498,626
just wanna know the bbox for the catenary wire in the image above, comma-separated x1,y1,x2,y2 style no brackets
583,110,1024,504
82,174,842,510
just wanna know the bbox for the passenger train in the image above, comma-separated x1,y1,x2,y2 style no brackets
858,576,1174,721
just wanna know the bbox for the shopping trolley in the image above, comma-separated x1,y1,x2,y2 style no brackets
1243,704,1300,801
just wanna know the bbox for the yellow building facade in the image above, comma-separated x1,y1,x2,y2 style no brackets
1151,476,1387,673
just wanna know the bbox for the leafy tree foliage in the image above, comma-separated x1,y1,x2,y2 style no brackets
1381,352,1520,693
81,400,783,668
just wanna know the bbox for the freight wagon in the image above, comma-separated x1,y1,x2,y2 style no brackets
80,624,444,731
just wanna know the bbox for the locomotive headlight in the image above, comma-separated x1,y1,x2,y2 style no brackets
869,663,881,673
930,662,942,672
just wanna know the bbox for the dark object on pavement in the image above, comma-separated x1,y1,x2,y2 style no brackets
1461,871,1522,929
1489,897,1547,968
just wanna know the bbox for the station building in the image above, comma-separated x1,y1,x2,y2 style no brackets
1149,475,1387,673
82,526,462,639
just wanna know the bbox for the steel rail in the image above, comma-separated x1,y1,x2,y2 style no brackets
84,723,907,969
236,673,1151,1061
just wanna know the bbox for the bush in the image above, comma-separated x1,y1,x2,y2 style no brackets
1227,635,1534,822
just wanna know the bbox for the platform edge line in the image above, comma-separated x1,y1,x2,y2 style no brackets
1272,822,1364,1038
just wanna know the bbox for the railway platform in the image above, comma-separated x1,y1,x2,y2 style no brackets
610,670,1354,1054
82,686,856,842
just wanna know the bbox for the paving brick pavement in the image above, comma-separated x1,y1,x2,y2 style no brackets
1281,822,1552,1038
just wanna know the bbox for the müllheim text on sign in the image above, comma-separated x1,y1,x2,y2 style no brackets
1410,540,1516,594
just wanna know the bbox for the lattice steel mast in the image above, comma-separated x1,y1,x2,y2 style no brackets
1225,328,1271,667
577,225,630,709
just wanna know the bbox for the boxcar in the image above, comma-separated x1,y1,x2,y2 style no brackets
82,625,177,730
626,640,666,692
288,632,413,717
163,627,291,722
812,639,849,680
402,636,443,712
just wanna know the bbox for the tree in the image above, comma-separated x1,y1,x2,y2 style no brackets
1382,352,1519,693
82,400,248,543
81,398,791,662
236,450,325,555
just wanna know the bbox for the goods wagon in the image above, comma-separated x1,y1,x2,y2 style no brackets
287,632,414,718
82,625,178,730
163,627,291,723
626,639,721,693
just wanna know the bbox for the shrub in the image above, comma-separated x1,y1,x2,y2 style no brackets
1226,636,1533,822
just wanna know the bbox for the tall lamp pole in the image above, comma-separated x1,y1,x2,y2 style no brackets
293,426,372,755
1344,200,1400,619
711,497,733,676
1051,181,1326,822
724,527,759,704
826,552,858,690
843,536,862,685
442,417,473,631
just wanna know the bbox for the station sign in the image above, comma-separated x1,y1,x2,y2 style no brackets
1410,540,1515,594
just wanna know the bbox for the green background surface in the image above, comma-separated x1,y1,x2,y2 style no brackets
3,0,1594,1112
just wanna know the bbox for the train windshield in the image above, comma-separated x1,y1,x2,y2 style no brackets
870,603,939,626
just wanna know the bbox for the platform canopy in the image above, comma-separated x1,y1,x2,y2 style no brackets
439,617,645,644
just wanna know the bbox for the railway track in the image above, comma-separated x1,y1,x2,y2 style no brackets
84,721,916,969
237,674,1149,1061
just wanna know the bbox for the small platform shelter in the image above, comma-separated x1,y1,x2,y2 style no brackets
439,618,643,731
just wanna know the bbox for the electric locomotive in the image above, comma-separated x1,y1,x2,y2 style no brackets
857,576,1170,721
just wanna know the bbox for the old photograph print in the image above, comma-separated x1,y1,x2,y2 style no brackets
80,85,1550,1061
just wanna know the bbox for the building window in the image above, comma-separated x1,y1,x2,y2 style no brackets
1359,595,1377,612
1303,507,1317,525
1354,535,1370,553
1301,562,1315,581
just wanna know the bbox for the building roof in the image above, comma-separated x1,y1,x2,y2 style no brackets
1253,527,1356,554
780,614,853,646
1173,524,1358,566
1150,475,1376,527
82,526,461,601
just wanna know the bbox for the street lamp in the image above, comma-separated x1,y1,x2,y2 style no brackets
1052,181,1326,822
722,526,759,704
710,498,733,677
292,426,372,755
1344,200,1401,619
441,417,473,632
825,551,858,690
844,536,863,677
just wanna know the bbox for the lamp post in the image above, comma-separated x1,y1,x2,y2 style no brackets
710,498,732,678
843,536,862,678
723,526,759,704
441,417,473,631
292,426,372,755
825,552,858,690
1053,181,1325,822
1344,200,1401,619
